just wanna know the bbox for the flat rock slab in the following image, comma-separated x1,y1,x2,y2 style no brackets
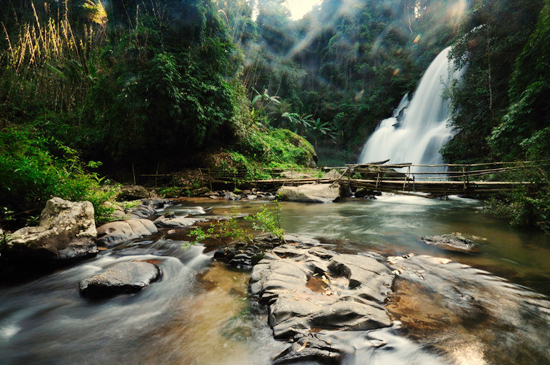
97,219,158,247
277,184,340,203
250,244,394,362
421,234,480,253
79,261,160,297
154,216,198,228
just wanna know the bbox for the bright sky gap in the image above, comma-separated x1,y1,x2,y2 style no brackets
285,0,323,20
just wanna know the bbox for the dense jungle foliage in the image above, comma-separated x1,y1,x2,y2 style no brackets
1,0,550,231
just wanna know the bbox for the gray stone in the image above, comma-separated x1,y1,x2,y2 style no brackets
79,261,160,297
9,198,98,261
283,234,321,246
421,234,480,253
154,216,196,228
273,333,343,364
328,254,391,289
250,243,394,343
97,219,158,247
127,204,157,219
310,299,391,330
117,185,150,201
140,198,167,209
277,184,341,203
224,192,241,201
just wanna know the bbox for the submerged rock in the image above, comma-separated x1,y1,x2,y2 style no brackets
386,253,550,364
79,261,160,297
250,244,394,362
421,234,480,254
8,197,98,261
277,183,341,203
96,219,158,247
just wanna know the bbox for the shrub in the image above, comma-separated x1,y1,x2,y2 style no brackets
485,167,550,233
0,125,116,228
188,202,285,246
246,203,285,241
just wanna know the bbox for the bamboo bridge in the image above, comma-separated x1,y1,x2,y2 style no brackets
195,160,543,197
135,161,545,197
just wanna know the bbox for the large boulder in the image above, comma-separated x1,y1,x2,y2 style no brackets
96,219,158,247
79,261,160,297
250,244,394,362
8,198,98,261
277,183,340,203
116,185,150,201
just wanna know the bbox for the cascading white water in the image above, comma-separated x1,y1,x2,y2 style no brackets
358,47,464,169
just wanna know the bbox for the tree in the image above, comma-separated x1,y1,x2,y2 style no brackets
443,0,544,163
489,0,550,160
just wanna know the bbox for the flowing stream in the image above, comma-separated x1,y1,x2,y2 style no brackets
1,197,550,364
359,47,464,168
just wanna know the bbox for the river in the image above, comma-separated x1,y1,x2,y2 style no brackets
1,195,549,364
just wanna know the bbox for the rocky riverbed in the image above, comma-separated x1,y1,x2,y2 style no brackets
2,196,550,364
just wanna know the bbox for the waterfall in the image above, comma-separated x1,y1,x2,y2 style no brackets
358,47,464,169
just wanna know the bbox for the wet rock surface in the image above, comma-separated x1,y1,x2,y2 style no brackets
8,198,98,261
386,254,550,364
127,204,157,219
79,261,160,297
205,189,277,201
97,219,158,247
277,183,341,203
249,243,394,362
154,216,200,228
213,234,321,271
421,233,480,253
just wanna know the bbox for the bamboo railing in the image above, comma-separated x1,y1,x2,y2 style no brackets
134,160,547,196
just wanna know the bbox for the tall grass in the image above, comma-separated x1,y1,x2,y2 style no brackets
1,0,106,114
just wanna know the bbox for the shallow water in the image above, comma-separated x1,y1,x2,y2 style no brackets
0,240,281,364
1,195,549,364
277,195,550,296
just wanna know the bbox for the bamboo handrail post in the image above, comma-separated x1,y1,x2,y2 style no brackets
155,162,159,188
403,165,410,190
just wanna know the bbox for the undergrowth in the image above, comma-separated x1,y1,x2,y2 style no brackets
188,203,285,247
484,167,550,233
0,125,117,229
